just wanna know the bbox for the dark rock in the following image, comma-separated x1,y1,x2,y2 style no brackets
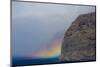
60,12,96,62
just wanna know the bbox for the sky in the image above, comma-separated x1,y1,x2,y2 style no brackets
12,1,95,58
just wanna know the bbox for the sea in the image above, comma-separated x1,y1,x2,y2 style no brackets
12,57,61,66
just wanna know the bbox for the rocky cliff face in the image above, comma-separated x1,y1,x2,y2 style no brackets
60,12,96,62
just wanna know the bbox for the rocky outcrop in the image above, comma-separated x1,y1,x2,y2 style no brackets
60,12,96,62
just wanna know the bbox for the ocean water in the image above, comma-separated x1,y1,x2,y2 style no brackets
12,57,96,66
12,57,60,66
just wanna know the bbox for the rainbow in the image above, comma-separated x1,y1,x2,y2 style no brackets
29,38,63,58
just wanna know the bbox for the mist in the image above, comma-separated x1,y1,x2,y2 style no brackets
12,1,95,58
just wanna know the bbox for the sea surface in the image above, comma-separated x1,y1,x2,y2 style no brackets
12,57,61,66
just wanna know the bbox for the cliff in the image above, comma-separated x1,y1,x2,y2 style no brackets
60,12,96,61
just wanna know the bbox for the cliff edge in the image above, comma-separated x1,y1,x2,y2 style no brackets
60,12,96,61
